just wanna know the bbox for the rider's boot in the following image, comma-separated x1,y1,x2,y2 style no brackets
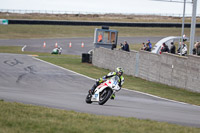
89,84,97,94
110,93,115,100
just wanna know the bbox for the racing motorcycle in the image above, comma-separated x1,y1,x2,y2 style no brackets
85,75,120,105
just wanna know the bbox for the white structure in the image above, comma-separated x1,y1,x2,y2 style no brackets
151,36,188,54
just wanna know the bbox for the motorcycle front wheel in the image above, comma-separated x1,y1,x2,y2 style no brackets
98,88,112,105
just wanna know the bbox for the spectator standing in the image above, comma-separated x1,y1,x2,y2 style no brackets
147,40,152,50
169,42,176,54
111,40,116,50
196,42,200,56
192,42,198,55
177,42,187,56
144,43,151,52
121,41,130,52
141,42,146,50
98,33,103,42
160,43,169,53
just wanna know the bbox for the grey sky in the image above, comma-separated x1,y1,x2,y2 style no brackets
1,0,199,15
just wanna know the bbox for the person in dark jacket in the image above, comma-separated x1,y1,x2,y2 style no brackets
111,40,116,50
169,42,176,54
193,42,200,56
161,43,169,53
192,42,198,55
196,42,200,56
144,43,151,52
121,41,130,52
147,40,152,50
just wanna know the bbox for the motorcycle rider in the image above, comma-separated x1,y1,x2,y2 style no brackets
89,67,124,100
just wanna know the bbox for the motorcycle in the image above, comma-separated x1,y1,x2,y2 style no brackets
86,75,120,105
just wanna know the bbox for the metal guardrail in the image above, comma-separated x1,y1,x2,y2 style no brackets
8,19,200,28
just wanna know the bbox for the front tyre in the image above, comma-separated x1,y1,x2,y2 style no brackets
98,88,112,105
85,94,92,104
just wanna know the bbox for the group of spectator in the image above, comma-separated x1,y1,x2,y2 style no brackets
162,41,200,56
160,41,200,56
114,39,200,57
120,41,130,52
140,39,190,56
118,40,152,52
114,40,152,52
159,42,188,56
141,40,152,52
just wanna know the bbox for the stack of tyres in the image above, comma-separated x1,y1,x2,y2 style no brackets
82,53,90,63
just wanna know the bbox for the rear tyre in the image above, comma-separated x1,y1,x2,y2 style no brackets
98,88,112,105
85,94,92,104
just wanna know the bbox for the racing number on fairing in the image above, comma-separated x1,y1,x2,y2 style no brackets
114,81,118,86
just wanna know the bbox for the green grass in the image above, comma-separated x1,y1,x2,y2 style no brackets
0,100,200,133
0,25,97,39
1,12,200,23
1,25,200,39
0,46,22,53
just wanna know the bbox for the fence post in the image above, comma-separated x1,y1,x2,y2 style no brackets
134,52,140,77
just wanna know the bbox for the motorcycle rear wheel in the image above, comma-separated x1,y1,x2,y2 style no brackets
85,94,92,104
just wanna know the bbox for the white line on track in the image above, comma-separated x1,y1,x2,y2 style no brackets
21,45,27,52
33,57,95,81
33,56,200,108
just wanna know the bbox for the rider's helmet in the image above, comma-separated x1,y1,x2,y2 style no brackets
115,67,124,76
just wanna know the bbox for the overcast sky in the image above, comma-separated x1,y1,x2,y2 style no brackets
1,0,199,16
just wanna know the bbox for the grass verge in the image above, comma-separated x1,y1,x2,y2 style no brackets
0,25,200,39
0,100,200,133
1,12,200,23
0,46,200,106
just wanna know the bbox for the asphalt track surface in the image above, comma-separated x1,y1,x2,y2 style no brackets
0,37,164,55
0,53,200,128
1,36,200,55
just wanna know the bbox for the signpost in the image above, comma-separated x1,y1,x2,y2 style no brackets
0,19,8,25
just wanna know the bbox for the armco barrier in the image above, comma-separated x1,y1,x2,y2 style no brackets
8,19,200,27
92,47,200,92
